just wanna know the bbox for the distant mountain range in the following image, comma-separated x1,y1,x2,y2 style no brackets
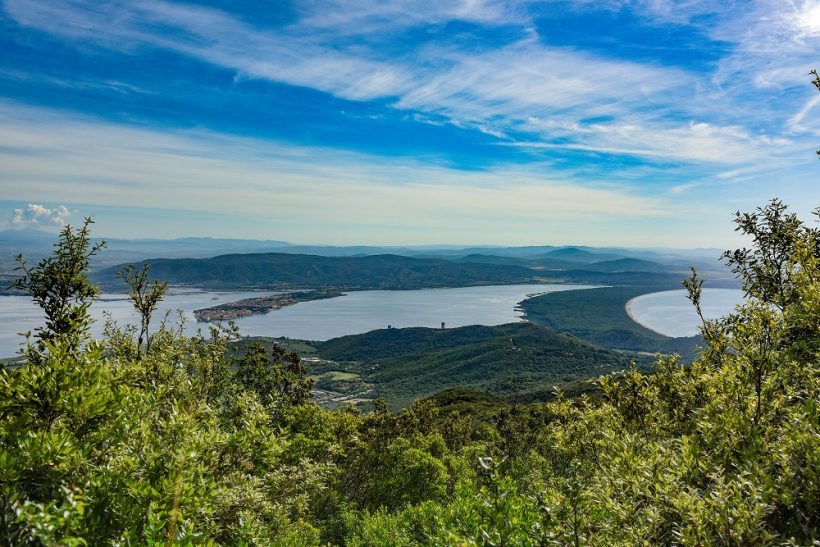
540,247,624,262
2,229,735,290
457,253,673,273
1,228,725,260
91,249,734,292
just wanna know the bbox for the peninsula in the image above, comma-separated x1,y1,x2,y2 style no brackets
193,289,343,322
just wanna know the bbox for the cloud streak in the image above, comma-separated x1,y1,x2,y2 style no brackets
7,0,814,167
0,101,681,244
1,0,818,245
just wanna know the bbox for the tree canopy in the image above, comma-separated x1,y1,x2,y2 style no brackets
0,197,818,544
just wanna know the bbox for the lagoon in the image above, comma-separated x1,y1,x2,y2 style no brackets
0,283,595,358
627,288,745,337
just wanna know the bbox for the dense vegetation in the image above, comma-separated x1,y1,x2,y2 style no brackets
252,323,650,408
319,323,649,407
1,199,819,545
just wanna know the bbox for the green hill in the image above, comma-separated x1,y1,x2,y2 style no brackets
535,269,688,286
454,253,546,267
454,253,682,276
312,322,651,408
97,252,541,290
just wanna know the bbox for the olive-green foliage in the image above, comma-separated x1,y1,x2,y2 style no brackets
2,200,819,545
722,198,819,310
232,342,314,422
10,218,105,358
117,263,168,357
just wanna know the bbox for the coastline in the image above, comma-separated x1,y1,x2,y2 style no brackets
194,289,344,322
624,296,672,337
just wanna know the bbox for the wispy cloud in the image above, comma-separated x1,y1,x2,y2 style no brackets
7,0,814,168
515,118,800,164
294,0,526,32
0,101,680,244
700,1,820,96
4,0,416,100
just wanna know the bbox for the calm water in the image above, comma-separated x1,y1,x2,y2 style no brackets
0,289,265,358
627,288,745,337
0,284,594,358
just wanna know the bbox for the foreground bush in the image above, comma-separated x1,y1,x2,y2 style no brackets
1,201,818,545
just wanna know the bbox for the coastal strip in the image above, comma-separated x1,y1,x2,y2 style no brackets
624,295,670,337
194,289,343,322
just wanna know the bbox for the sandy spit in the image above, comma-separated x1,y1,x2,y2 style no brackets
625,296,672,337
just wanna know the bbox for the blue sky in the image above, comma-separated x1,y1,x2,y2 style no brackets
0,0,818,247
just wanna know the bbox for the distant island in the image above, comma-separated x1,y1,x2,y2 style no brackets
193,289,343,322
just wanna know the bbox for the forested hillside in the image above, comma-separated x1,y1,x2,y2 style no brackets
92,249,704,292
297,323,651,408
522,286,703,360
1,200,818,544
97,252,541,290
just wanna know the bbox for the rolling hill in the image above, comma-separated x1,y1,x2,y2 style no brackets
575,257,672,273
96,252,543,290
301,322,654,408
452,252,686,277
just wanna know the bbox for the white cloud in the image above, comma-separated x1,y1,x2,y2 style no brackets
9,203,71,229
0,101,678,244
4,0,416,101
704,1,820,93
787,94,820,132
394,38,685,120
295,0,525,33
4,100,814,247
668,181,700,195
512,116,804,165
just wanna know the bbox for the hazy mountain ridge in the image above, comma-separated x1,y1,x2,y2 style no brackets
92,251,736,293
1,228,726,265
